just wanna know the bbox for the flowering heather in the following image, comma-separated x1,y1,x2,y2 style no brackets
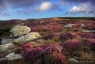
86,38,95,51
21,43,63,62
43,24,62,31
64,39,81,50
76,32,95,38
52,54,65,64
60,32,73,40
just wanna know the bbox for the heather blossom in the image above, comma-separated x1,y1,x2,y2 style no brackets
60,32,73,40
64,39,81,50
52,54,65,64
21,43,63,63
86,38,95,51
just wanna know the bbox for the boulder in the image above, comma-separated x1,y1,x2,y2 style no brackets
0,43,16,53
1,39,14,45
68,58,78,63
10,25,31,37
14,32,42,45
5,52,22,60
64,24,74,28
0,52,22,61
82,29,95,32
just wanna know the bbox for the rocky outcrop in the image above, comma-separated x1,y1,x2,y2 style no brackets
1,39,14,45
14,32,42,45
0,25,43,62
0,43,16,53
10,25,31,37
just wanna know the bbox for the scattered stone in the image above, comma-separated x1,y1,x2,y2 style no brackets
1,39,14,45
64,24,74,28
81,24,85,27
0,43,16,53
0,52,22,61
82,29,95,32
5,52,22,60
14,32,42,45
68,58,78,63
10,25,31,37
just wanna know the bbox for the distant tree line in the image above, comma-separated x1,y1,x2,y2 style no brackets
58,17,95,20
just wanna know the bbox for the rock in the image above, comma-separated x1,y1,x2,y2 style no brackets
0,58,5,61
0,52,22,61
0,43,16,53
14,32,42,45
10,25,31,37
68,58,78,63
5,52,22,60
81,24,85,27
82,29,95,32
1,39,14,45
36,39,46,43
64,24,74,28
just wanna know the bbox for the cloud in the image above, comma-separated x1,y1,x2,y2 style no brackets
36,2,54,12
5,0,50,8
0,0,6,10
60,0,95,15
69,3,95,14
60,0,95,4
0,0,51,10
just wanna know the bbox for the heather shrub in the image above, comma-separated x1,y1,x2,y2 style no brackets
63,39,81,54
60,32,73,41
86,38,95,51
76,32,95,38
51,54,65,64
21,43,63,64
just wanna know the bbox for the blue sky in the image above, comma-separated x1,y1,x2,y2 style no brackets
0,0,95,20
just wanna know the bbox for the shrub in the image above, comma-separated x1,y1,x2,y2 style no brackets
52,54,65,64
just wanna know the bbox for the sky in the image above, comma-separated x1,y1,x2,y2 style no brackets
0,0,95,20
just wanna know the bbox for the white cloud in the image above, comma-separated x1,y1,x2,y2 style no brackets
36,2,54,12
69,3,95,14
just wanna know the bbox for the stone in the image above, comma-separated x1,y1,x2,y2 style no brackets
14,32,42,45
0,52,22,61
5,52,22,60
82,29,95,32
10,25,31,37
0,43,16,53
1,39,14,45
81,24,85,27
64,24,74,28
68,58,78,63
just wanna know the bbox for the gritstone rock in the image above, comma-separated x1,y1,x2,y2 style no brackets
1,39,14,45
10,25,31,37
14,32,42,45
0,43,16,53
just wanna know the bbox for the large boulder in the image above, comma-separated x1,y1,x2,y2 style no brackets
0,43,16,53
10,25,31,37
14,32,42,45
1,39,14,45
